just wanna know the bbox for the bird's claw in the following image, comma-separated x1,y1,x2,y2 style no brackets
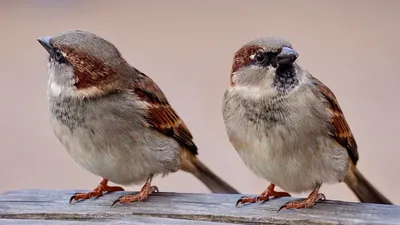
111,185,159,207
69,191,101,204
111,197,121,208
235,196,257,207
277,193,326,212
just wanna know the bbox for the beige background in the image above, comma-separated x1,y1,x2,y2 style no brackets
1,0,399,204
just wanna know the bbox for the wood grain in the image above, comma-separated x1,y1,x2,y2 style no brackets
0,189,399,224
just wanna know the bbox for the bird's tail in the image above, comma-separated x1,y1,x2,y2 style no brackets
344,162,392,204
180,149,239,194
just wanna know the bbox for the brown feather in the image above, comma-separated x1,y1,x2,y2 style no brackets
310,76,359,164
54,44,119,90
230,45,263,86
132,70,198,155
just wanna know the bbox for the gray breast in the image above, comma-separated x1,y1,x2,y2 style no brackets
48,92,181,185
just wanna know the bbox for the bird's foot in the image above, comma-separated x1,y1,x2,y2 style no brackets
111,175,158,207
69,178,124,204
278,189,325,212
236,184,291,207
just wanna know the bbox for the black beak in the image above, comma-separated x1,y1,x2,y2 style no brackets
37,36,53,54
276,47,298,66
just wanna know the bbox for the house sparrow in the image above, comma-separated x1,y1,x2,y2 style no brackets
37,30,239,206
222,37,392,211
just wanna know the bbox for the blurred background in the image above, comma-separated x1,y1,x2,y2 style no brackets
1,0,399,204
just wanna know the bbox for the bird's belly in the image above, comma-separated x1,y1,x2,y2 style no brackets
50,117,179,185
230,124,348,193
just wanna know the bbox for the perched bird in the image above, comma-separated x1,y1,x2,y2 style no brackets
37,30,239,206
222,37,392,210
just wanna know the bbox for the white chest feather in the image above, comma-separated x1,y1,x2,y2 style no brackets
223,87,349,193
49,116,138,184
49,106,181,185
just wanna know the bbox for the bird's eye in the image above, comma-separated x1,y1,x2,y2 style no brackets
54,48,64,62
255,52,266,62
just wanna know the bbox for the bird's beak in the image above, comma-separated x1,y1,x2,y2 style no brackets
37,36,53,54
276,47,298,66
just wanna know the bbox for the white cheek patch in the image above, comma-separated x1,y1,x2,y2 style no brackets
231,85,276,99
49,81,90,99
49,82,63,97
48,80,106,99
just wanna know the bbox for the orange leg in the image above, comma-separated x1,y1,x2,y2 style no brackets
111,174,158,207
69,178,124,204
236,184,291,207
278,184,326,212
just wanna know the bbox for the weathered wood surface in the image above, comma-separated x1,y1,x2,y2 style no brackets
0,190,399,225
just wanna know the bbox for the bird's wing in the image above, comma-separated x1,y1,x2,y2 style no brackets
310,75,359,164
132,70,198,155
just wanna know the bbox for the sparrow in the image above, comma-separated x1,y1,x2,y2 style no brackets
222,37,392,211
37,30,239,206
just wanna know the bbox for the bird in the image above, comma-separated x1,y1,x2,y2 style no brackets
37,30,239,206
222,36,392,211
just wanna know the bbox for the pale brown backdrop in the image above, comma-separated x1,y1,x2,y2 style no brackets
1,0,399,204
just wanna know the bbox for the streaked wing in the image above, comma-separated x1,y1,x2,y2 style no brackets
310,76,359,164
132,70,198,155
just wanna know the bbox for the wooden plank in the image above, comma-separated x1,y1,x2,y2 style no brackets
0,217,233,225
0,189,399,224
